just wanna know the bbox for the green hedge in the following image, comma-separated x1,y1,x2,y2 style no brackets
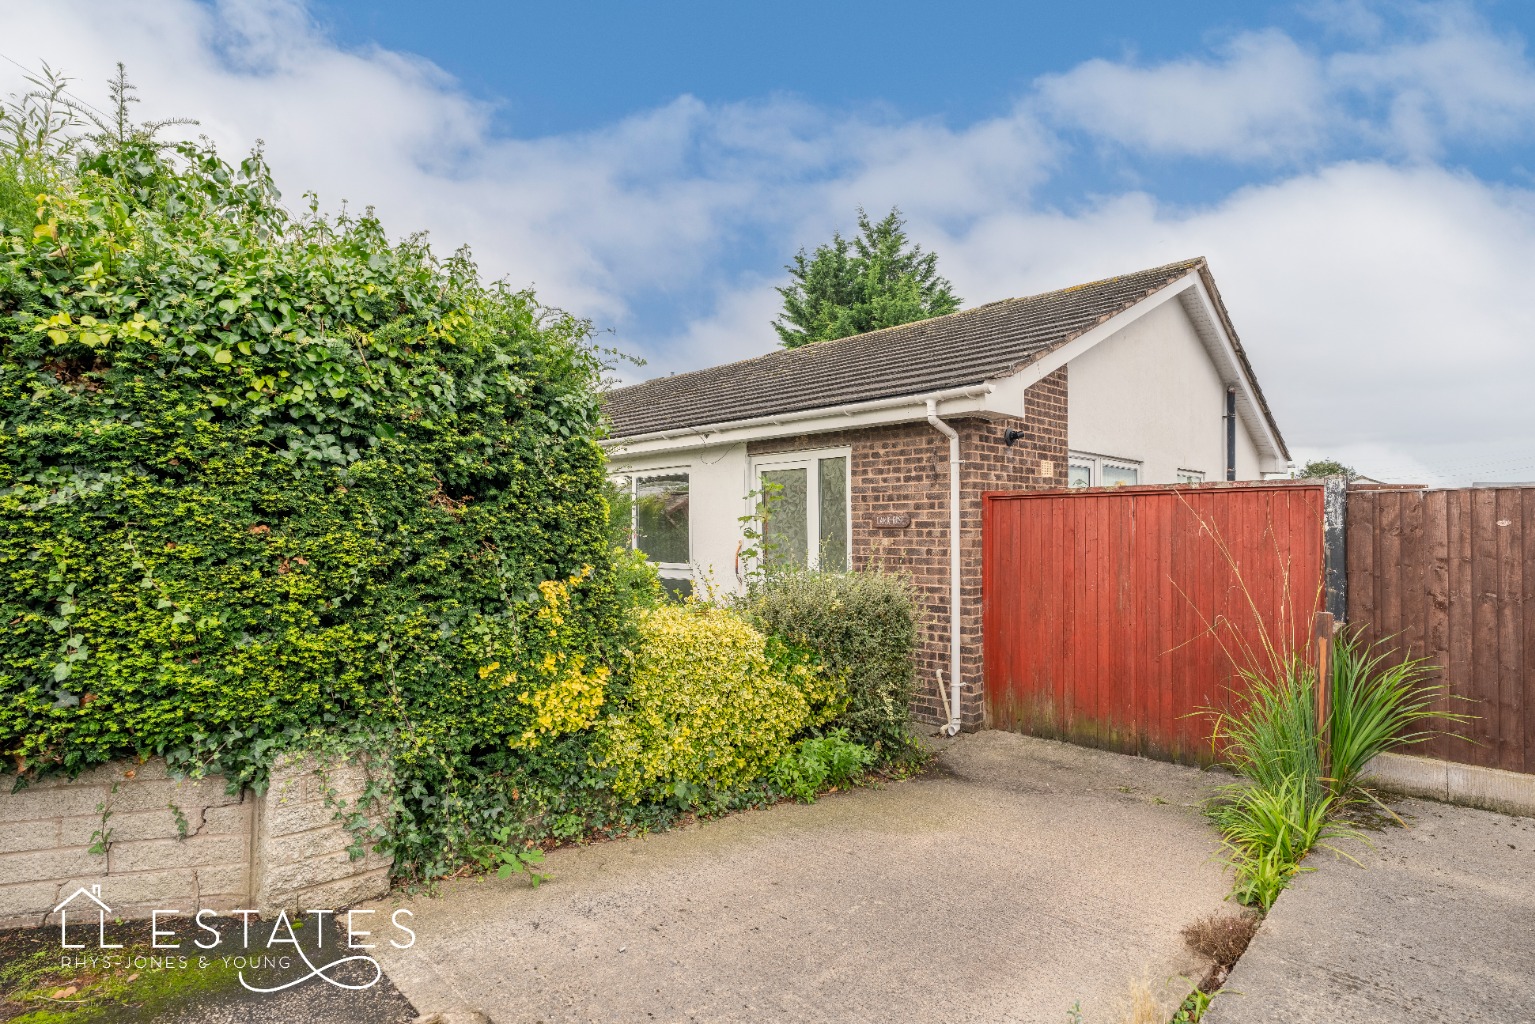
739,569,919,758
0,121,629,877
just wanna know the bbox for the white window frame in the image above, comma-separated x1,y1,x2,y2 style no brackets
1067,451,1143,488
747,446,852,571
1176,469,1206,485
613,467,692,581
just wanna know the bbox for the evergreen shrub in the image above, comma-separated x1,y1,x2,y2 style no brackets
600,603,844,803
0,102,627,877
739,568,918,759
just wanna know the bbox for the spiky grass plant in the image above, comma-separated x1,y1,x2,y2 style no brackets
1327,630,1465,799
1211,662,1324,796
1209,775,1358,910
1207,664,1352,909
1207,637,1464,908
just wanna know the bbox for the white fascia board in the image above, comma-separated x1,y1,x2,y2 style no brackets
605,384,996,458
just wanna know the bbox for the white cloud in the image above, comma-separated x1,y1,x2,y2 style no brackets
1328,3,1535,159
1035,31,1330,161
1034,4,1535,163
3,0,1534,484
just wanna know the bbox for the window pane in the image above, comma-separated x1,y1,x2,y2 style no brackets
1068,462,1093,488
1102,464,1139,487
607,475,634,549
818,456,848,571
635,474,689,564
1177,470,1204,485
761,467,808,568
659,576,693,601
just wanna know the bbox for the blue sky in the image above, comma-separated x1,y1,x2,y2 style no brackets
5,0,1535,482
309,2,1309,134
311,0,1535,187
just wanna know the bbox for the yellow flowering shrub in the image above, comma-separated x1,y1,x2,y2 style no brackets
600,603,844,802
473,567,611,750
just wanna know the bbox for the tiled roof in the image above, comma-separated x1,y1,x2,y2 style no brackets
604,258,1253,442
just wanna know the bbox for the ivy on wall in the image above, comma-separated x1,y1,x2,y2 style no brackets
0,109,631,877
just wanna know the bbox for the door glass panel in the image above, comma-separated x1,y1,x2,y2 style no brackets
1102,464,1139,487
635,474,689,564
761,467,809,568
817,456,848,571
1068,462,1093,488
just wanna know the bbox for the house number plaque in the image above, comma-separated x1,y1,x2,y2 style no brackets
873,512,912,529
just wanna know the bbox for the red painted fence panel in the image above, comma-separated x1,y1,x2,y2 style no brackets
983,484,1326,764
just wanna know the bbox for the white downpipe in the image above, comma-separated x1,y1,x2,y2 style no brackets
925,400,963,738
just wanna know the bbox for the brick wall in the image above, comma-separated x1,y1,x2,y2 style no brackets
749,368,1068,729
0,752,390,928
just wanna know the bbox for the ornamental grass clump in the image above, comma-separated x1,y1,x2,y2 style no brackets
1176,495,1462,912
1208,664,1353,910
1326,630,1457,798
1207,635,1458,910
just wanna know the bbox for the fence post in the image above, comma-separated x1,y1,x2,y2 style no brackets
1314,610,1335,779
1322,476,1348,622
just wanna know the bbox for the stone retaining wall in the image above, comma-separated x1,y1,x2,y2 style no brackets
0,751,390,928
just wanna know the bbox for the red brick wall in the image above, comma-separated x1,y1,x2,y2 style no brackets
747,368,1068,729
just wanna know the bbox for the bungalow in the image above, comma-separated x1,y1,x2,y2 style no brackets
602,258,1290,730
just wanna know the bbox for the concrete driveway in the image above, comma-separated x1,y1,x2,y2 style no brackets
369,731,1233,1024
1206,796,1535,1024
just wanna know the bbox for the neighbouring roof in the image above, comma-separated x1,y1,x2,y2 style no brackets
605,257,1285,454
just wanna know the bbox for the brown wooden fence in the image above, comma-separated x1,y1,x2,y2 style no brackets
1346,485,1535,773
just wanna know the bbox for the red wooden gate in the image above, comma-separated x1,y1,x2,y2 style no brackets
983,484,1326,764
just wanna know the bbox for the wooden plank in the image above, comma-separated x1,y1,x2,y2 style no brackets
1470,488,1501,768
1496,489,1524,773
1126,494,1144,755
1054,495,1069,738
1152,494,1172,758
1421,490,1452,762
1166,493,1189,760
1401,491,1426,662
1077,493,1093,742
1445,489,1476,765
1002,497,1021,732
981,497,1002,728
1378,491,1404,643
1195,490,1217,756
1524,488,1535,777
1109,494,1129,746
1092,494,1111,749
1066,495,1083,741
1347,490,1377,633
1393,492,1427,750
